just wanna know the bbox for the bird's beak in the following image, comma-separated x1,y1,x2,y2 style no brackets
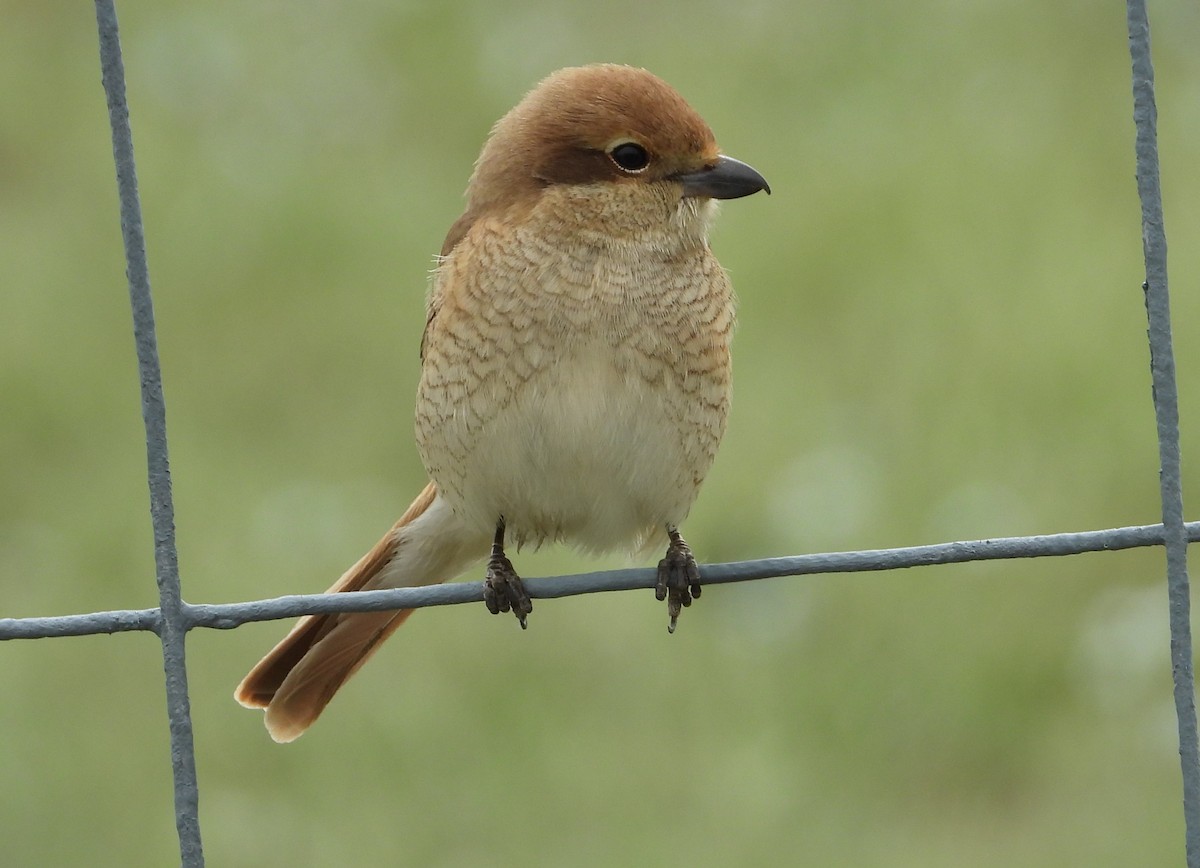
675,155,771,200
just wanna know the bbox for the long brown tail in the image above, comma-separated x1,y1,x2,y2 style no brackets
235,482,487,742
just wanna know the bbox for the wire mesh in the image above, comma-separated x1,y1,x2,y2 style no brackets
0,2,1193,866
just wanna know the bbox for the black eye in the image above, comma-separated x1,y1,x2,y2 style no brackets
608,142,650,173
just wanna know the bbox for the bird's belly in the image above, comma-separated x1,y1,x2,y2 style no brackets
448,342,703,553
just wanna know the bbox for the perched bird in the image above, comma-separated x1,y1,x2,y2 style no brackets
236,63,769,742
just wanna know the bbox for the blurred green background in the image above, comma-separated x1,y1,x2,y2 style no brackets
2,1,1198,865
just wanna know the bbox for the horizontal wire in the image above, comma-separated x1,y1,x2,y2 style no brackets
0,607,161,639
3,520,1196,641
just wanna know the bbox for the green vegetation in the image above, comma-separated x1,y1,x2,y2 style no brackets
1,2,1197,865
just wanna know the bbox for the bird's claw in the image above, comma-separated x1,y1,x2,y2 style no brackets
656,530,701,634
484,553,532,629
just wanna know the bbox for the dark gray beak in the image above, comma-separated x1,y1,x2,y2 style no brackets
676,155,771,200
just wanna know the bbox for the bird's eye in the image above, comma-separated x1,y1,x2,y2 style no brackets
608,142,650,173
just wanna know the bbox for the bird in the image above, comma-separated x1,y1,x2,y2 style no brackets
235,63,770,743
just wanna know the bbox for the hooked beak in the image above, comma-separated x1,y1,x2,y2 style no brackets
675,155,771,200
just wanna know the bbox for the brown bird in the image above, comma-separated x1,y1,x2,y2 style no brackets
236,63,769,742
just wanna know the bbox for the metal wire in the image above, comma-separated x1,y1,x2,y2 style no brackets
3,521,1199,642
0,2,1193,866
1126,1,1199,863
92,1,204,864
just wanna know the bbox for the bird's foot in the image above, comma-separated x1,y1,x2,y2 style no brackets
484,520,532,629
655,528,701,634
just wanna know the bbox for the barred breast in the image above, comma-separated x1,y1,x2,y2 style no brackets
415,187,733,554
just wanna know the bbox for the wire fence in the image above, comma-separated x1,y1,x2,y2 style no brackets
0,1,1193,866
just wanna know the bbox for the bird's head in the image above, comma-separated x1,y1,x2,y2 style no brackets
447,64,769,254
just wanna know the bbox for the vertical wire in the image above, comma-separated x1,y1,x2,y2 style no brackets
1125,1,1199,863
93,2,205,864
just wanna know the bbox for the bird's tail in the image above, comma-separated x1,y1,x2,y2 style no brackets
235,482,486,742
